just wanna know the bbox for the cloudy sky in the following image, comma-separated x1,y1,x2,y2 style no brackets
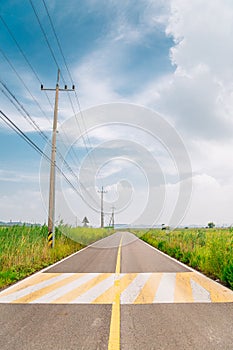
1,0,233,227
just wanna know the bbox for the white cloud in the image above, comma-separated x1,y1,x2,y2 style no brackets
167,0,233,80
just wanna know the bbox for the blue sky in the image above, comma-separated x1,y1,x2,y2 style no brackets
1,0,233,227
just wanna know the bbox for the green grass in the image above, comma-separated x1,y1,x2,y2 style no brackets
0,225,114,289
131,228,233,290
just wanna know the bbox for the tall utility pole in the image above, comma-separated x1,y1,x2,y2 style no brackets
41,69,75,247
98,186,107,228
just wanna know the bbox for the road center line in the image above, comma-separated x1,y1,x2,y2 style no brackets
108,235,122,350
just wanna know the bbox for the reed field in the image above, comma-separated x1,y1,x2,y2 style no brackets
131,228,233,290
0,225,113,289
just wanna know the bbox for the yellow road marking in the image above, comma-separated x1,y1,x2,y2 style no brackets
0,273,61,297
12,273,85,304
115,237,122,275
174,273,194,303
93,273,138,304
190,272,233,302
134,273,162,304
52,273,111,304
108,236,122,350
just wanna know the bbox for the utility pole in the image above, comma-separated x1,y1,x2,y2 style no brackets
41,69,75,247
109,206,115,228
98,186,107,228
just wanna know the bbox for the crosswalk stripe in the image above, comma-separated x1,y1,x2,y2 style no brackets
0,273,73,303
93,274,134,304
174,272,194,303
154,273,176,303
72,274,115,303
134,273,162,304
32,273,98,304
121,274,151,304
0,272,61,297
19,273,85,304
52,273,111,304
13,273,85,304
190,279,211,302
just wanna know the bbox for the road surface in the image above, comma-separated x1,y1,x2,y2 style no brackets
0,231,233,349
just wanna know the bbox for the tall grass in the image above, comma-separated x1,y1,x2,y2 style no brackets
0,225,113,289
132,228,233,290
60,225,114,246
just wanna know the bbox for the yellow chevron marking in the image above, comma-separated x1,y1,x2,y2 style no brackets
174,273,194,303
0,273,61,297
108,236,123,350
93,274,138,304
134,273,162,304
190,272,233,302
12,273,85,304
52,273,111,304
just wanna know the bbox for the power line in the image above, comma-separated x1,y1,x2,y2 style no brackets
0,110,50,162
1,79,99,212
0,110,99,210
0,14,81,170
29,0,61,72
42,0,71,83
39,0,104,188
1,81,50,143
0,14,54,111
1,80,81,188
0,46,51,125
30,0,94,175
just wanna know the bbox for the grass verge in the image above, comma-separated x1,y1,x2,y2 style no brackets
131,228,233,290
0,225,114,289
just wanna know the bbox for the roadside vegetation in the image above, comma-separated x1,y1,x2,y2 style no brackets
0,225,114,289
131,228,233,290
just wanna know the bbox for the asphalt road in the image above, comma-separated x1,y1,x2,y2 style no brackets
0,231,233,349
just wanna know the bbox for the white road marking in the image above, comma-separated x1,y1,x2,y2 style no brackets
71,274,115,303
154,273,176,303
0,273,74,303
121,273,151,304
191,279,211,303
30,273,100,304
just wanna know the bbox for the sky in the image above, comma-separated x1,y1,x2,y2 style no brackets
1,0,233,228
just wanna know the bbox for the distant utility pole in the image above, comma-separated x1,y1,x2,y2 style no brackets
41,69,75,248
109,206,115,228
98,186,107,228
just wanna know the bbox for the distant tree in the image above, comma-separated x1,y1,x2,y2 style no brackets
82,217,89,227
207,222,215,229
